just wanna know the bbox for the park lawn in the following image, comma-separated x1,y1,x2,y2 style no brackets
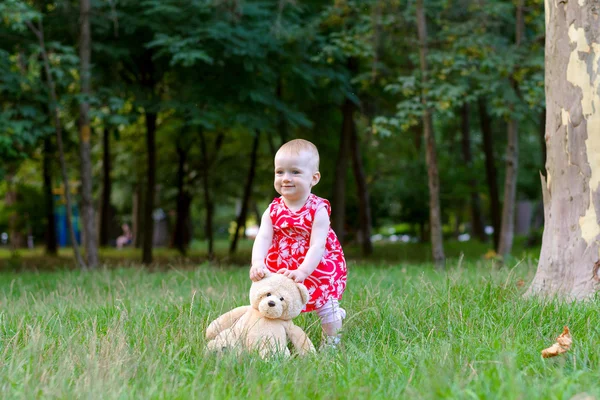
1,258,598,399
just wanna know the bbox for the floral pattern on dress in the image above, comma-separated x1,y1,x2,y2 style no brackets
264,194,347,312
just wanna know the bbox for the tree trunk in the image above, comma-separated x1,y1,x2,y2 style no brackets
349,116,373,256
173,143,192,255
78,0,98,267
478,98,501,250
27,19,85,268
230,131,260,254
5,173,23,250
416,0,445,268
460,103,485,241
43,137,57,255
99,127,115,247
497,0,523,259
199,130,215,260
132,183,143,248
525,1,600,299
142,111,157,265
332,98,352,243
498,119,519,258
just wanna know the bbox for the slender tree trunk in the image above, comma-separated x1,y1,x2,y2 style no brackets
43,137,58,255
173,143,191,255
199,130,215,260
498,0,523,258
460,103,485,241
526,0,600,299
133,184,143,248
332,98,352,243
349,117,373,256
276,77,288,144
78,0,98,267
498,120,519,257
416,0,445,268
230,131,260,254
478,98,501,250
27,19,85,268
142,111,157,265
5,173,23,250
99,127,114,247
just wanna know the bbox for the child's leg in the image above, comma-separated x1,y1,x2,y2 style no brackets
315,299,346,347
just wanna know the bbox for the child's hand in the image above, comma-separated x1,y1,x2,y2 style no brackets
279,268,309,283
250,263,267,281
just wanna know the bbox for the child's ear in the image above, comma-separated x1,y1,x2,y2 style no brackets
311,171,321,187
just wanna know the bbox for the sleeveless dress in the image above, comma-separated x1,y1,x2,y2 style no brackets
264,194,347,312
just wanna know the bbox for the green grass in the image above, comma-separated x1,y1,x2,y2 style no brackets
1,258,598,399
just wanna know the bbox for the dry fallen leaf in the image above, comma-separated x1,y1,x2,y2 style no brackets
541,326,572,358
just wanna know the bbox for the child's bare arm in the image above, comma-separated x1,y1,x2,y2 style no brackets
250,208,273,281
281,207,329,283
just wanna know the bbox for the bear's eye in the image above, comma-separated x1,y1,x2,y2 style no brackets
266,293,271,297
280,297,284,301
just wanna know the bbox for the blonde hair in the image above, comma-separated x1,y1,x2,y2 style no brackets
276,139,320,171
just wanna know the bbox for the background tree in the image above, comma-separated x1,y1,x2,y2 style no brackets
526,0,600,298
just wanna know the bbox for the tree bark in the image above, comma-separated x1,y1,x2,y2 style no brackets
230,131,260,254
132,183,143,248
460,103,485,241
498,119,519,258
99,127,115,247
27,19,85,268
199,130,215,260
78,0,98,267
349,116,373,256
526,0,600,299
332,98,352,243
173,142,192,255
142,111,157,265
478,98,501,250
497,0,523,259
416,0,445,268
43,137,57,255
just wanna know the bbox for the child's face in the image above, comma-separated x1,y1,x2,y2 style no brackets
274,150,320,203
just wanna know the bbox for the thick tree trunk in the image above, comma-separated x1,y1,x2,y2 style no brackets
99,127,115,247
416,0,445,268
460,103,485,241
27,19,85,268
526,1,600,299
332,98,352,243
173,143,191,255
230,131,260,254
478,98,501,250
78,0,98,267
142,111,157,265
498,0,523,258
43,138,57,255
349,117,373,256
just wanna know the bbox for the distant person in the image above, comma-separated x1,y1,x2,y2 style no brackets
116,223,132,249
249,139,347,350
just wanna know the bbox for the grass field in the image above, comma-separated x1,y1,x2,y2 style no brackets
1,251,598,399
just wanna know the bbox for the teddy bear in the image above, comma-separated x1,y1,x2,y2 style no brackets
205,271,316,359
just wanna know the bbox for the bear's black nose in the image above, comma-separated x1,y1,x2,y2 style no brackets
268,301,276,307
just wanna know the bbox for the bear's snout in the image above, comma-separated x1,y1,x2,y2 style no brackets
268,301,276,307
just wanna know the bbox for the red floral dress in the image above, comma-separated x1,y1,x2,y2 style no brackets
264,194,347,312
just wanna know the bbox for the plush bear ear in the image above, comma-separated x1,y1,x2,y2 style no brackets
296,282,310,305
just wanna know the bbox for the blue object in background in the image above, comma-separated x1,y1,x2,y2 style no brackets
54,203,81,247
